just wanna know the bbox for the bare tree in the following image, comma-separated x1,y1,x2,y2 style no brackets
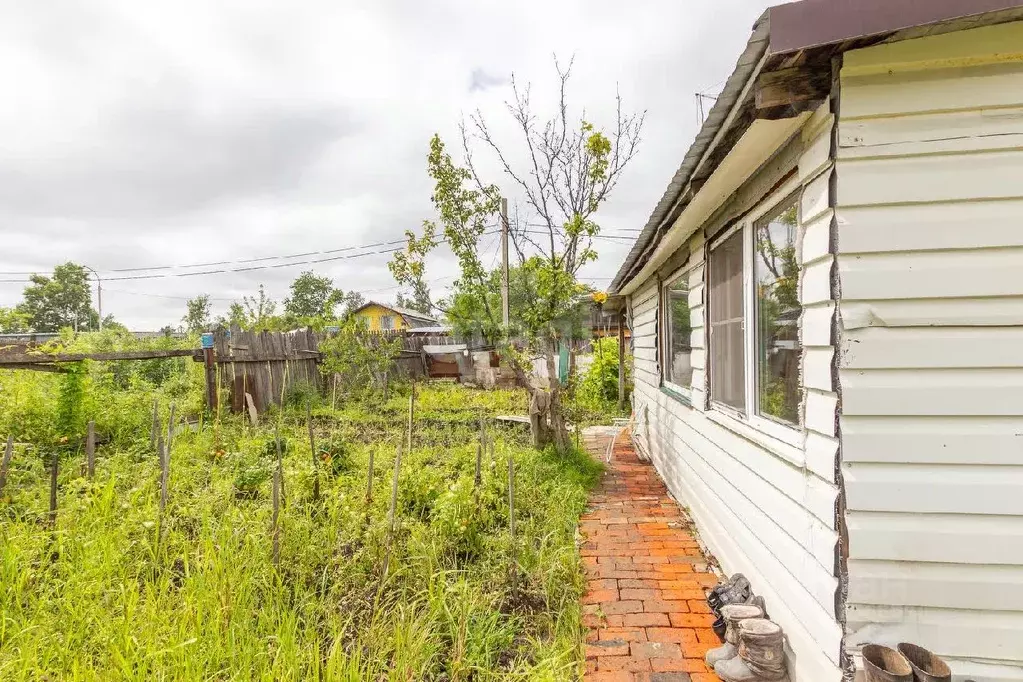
391,58,644,450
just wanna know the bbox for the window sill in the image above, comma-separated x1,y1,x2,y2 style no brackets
660,383,693,407
706,409,805,469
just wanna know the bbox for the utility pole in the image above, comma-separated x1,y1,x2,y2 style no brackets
83,265,102,330
500,197,510,328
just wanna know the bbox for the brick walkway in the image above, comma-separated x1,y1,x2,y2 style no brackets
580,430,721,682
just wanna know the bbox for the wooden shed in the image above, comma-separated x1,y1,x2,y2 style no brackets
608,2,1023,680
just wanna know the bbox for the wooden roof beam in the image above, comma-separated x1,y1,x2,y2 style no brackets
755,65,831,120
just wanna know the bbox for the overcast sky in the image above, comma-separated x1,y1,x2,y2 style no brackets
0,0,774,329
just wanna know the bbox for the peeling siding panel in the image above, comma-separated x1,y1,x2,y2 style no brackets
838,21,1023,680
627,107,843,682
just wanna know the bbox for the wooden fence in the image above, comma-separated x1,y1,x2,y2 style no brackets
212,328,474,414
213,329,321,414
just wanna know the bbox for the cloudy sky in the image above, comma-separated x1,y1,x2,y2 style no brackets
0,0,773,329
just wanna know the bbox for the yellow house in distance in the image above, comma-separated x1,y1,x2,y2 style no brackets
351,301,439,332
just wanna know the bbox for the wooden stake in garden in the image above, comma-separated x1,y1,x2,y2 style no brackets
406,381,415,454
274,427,286,508
272,456,281,570
158,436,169,513
474,415,484,490
150,398,159,449
166,403,176,454
307,402,320,502
508,453,517,592
381,443,403,579
365,447,375,504
49,450,59,528
85,421,96,479
0,434,14,498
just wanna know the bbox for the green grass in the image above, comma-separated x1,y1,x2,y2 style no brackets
0,348,603,681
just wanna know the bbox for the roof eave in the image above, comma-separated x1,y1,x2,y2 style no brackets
609,11,771,294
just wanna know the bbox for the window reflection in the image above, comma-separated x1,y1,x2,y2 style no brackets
665,274,693,389
755,202,801,426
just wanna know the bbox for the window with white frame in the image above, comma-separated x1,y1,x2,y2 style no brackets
662,269,694,394
707,187,803,441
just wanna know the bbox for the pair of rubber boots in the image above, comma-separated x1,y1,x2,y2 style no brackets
708,573,754,640
705,603,788,682
862,643,953,682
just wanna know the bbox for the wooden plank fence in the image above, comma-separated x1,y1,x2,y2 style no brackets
214,328,321,415
212,328,474,414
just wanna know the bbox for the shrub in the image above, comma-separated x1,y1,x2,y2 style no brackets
575,337,630,413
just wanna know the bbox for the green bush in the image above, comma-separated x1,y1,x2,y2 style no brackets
573,337,630,419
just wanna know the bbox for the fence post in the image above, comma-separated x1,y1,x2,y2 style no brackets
307,402,320,502
49,450,59,528
86,421,96,479
202,333,217,412
0,435,13,497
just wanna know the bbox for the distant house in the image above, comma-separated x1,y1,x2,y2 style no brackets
607,2,1023,681
351,301,439,332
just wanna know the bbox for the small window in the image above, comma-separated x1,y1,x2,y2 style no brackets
662,271,694,392
380,315,394,330
755,201,801,426
709,228,745,412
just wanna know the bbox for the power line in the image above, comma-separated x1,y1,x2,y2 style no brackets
0,230,501,284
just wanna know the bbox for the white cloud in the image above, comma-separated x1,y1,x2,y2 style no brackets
0,0,773,328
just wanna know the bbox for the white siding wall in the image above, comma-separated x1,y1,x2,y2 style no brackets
837,22,1023,682
629,104,843,682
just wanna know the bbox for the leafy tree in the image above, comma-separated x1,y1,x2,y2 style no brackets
395,280,433,315
284,271,344,320
242,284,281,331
341,291,365,319
0,307,30,333
318,317,402,399
219,302,248,329
17,262,98,332
182,294,212,334
390,60,643,451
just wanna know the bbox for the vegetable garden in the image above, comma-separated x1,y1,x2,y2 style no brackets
0,331,604,681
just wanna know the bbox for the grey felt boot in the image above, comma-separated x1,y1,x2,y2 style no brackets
705,603,764,668
715,618,789,682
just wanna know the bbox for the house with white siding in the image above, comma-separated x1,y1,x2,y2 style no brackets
607,1,1023,680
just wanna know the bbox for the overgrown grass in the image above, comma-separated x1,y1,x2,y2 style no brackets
0,336,603,680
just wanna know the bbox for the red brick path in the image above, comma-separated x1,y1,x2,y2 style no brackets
580,431,721,682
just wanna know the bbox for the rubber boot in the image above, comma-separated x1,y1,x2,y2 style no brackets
897,643,951,682
715,618,788,682
862,644,913,682
705,603,763,668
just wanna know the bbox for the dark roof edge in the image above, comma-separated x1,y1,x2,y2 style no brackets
609,11,771,294
769,0,1023,55
609,0,1023,296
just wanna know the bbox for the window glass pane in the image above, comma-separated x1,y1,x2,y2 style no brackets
755,202,801,426
381,315,394,330
665,274,693,389
709,229,745,411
